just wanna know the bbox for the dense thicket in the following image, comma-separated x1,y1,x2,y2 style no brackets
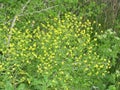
0,0,120,90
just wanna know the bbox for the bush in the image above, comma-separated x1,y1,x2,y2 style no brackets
0,13,118,90
96,29,120,90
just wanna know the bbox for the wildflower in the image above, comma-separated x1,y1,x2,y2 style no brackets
84,60,87,63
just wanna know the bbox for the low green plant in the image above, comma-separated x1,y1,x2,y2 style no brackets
0,13,118,90
96,29,120,90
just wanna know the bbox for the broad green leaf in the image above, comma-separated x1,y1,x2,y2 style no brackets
17,83,26,90
5,82,14,90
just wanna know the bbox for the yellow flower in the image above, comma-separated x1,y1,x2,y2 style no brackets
33,43,36,47
88,72,92,76
62,61,64,65
85,68,88,71
100,65,104,68
84,60,87,63
102,73,105,76
27,79,31,84
98,24,101,26
80,17,82,20
60,71,64,74
94,64,98,68
54,18,58,21
61,20,65,23
93,21,96,24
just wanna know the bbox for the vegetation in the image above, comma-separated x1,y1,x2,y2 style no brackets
0,0,120,90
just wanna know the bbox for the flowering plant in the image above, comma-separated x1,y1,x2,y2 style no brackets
0,13,114,89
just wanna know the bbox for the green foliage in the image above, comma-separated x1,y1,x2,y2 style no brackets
96,29,120,65
17,83,26,90
0,0,120,90
96,29,120,90
107,85,116,90
5,81,14,90
0,13,114,90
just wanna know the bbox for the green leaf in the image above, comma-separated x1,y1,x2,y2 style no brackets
64,0,78,3
31,78,43,85
107,85,116,90
17,83,26,90
5,82,14,90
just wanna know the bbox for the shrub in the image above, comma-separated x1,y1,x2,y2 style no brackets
96,29,120,90
0,13,113,90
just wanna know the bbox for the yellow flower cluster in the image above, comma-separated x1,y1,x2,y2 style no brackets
0,13,111,89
